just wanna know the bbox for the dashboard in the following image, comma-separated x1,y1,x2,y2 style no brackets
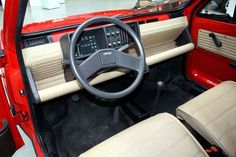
21,16,193,103
60,22,140,59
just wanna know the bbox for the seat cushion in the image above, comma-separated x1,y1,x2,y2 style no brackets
80,113,208,157
177,81,236,157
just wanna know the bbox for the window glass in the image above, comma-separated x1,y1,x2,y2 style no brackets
200,0,230,15
199,0,236,23
23,0,190,25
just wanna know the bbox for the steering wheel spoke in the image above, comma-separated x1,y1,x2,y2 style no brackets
116,51,141,72
77,53,102,80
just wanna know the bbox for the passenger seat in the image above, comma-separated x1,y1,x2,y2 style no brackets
177,81,236,157
80,113,208,157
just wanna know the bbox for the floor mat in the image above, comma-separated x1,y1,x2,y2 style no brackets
49,96,134,157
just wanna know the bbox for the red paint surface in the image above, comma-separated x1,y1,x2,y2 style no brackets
0,32,5,67
186,49,236,88
0,32,3,51
0,77,24,148
185,1,236,88
2,0,44,156
183,0,207,25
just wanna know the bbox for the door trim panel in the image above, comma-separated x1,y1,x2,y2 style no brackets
198,29,236,60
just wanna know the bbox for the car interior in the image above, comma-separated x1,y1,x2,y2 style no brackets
17,0,236,157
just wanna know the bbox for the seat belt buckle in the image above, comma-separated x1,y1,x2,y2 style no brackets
210,146,218,152
205,145,222,157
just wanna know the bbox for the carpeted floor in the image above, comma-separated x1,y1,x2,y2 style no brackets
37,95,134,157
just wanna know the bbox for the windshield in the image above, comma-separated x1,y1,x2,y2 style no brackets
23,0,190,25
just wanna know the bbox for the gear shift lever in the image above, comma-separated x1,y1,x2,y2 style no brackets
150,81,165,116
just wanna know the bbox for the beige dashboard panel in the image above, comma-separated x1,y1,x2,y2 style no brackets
198,29,236,60
22,42,65,90
140,16,187,49
22,16,193,102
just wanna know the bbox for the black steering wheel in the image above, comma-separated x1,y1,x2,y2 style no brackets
69,16,146,99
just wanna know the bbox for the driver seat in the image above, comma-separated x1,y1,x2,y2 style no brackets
79,113,208,157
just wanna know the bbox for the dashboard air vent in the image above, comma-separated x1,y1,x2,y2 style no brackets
138,21,145,24
146,18,158,23
22,35,53,48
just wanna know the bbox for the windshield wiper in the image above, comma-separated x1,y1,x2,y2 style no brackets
112,1,161,19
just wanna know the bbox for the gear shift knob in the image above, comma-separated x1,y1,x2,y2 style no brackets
150,81,165,116
157,81,165,89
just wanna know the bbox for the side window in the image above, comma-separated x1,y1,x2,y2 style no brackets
199,0,236,23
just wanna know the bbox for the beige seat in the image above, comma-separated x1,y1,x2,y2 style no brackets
80,113,208,157
177,81,236,157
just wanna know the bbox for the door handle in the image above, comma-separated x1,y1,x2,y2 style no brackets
209,33,222,47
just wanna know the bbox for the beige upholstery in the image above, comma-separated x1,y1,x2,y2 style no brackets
80,113,208,157
177,81,236,157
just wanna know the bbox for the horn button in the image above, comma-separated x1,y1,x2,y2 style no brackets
99,50,117,65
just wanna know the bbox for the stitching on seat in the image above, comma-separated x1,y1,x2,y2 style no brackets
163,116,208,156
159,133,208,157
189,86,236,117
156,132,188,155
156,128,206,156
218,123,236,140
207,103,236,138
205,102,236,126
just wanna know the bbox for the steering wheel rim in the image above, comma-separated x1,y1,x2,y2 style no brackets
69,16,146,99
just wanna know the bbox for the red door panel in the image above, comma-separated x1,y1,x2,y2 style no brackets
186,12,236,88
0,77,24,150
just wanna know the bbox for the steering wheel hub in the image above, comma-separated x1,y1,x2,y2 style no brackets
99,49,117,65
